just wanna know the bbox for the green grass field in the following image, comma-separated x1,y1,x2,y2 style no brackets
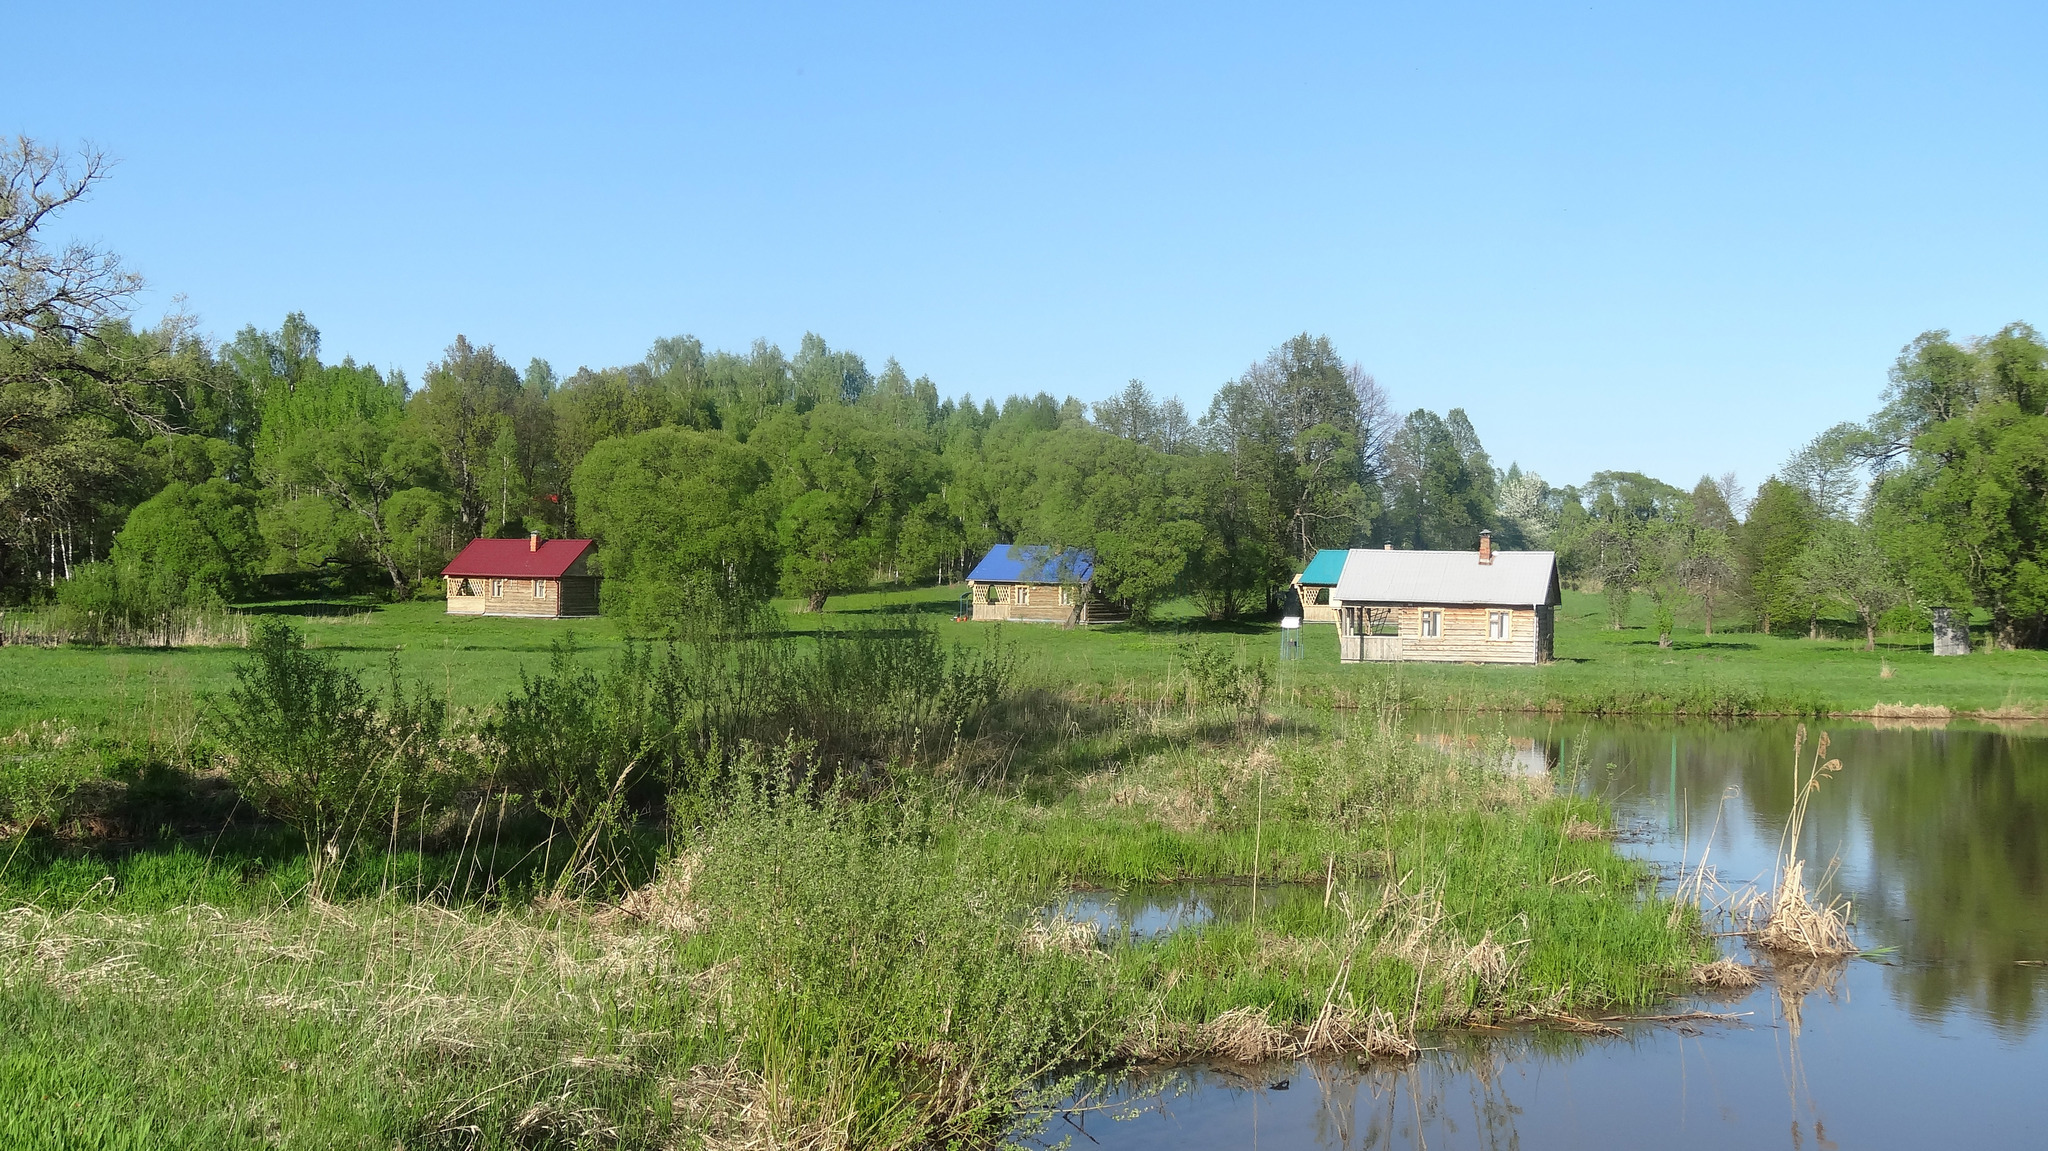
4,584,2042,738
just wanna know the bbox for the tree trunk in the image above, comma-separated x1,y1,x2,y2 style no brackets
1703,594,1713,637
806,590,830,614
1865,620,1876,651
1658,631,1672,649
1994,609,2018,651
1808,615,1819,640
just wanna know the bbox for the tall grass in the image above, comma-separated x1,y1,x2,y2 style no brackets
0,616,1713,1148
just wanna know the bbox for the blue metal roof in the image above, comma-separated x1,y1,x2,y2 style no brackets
1297,549,1349,586
967,545,1094,585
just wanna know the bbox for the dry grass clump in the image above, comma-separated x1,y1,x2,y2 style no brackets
1120,1003,1419,1063
1560,817,1609,842
1750,726,1857,958
1868,702,1951,720
1690,957,1761,989
1022,914,1102,956
596,852,702,932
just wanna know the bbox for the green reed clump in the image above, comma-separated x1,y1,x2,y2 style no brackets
685,751,1117,1148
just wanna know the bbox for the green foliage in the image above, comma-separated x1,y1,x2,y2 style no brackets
108,478,263,605
212,620,449,884
758,403,935,613
1739,478,1818,635
571,425,777,629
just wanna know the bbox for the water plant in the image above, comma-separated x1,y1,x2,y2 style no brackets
1752,724,1856,957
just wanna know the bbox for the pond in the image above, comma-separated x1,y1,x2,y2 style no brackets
1035,718,2048,1149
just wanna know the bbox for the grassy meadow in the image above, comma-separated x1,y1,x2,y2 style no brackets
0,581,2034,1148
2,583,2041,740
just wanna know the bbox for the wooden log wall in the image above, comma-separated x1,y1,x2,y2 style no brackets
1338,604,1543,664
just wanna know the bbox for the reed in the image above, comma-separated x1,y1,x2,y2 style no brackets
1750,725,1856,957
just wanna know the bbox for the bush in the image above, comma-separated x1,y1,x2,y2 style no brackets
212,620,449,888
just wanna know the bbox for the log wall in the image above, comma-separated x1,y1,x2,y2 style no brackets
968,581,1083,624
1336,604,1544,664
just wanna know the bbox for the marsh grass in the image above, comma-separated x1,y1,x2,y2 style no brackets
0,670,1711,1148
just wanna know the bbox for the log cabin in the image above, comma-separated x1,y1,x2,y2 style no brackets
1332,532,1559,664
1290,549,1348,623
442,534,601,618
963,545,1124,625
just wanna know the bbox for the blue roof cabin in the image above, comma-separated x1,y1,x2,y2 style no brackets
1290,549,1349,623
964,545,1121,625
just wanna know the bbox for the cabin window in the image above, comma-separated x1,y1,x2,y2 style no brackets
1059,585,1073,606
456,579,475,596
491,579,506,597
534,580,549,599
1016,585,1031,606
1488,610,1509,640
1420,610,1441,638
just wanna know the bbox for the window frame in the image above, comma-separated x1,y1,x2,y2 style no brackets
1488,610,1509,640
1420,609,1442,638
534,579,549,599
491,579,505,597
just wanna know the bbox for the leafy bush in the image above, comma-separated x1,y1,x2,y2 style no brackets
212,620,452,888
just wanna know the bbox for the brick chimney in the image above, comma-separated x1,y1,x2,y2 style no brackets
1477,530,1493,565
1383,543,1393,551
528,531,540,552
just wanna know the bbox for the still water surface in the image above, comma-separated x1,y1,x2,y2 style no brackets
1039,719,2048,1149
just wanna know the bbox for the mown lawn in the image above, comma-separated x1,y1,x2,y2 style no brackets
2,584,2044,736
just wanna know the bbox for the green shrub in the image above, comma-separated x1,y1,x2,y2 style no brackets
212,620,445,889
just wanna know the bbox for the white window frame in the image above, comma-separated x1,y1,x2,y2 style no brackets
1420,609,1442,638
1059,584,1073,606
491,579,506,597
534,579,548,599
1488,610,1509,640
1016,585,1031,606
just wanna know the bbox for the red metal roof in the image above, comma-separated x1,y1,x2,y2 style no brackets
442,537,595,579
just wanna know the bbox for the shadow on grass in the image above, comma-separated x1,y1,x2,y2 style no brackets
235,600,379,618
1621,639,1762,652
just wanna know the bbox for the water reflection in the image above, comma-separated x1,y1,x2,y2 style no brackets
1037,718,2048,1149
1047,882,1325,941
1535,719,2048,1031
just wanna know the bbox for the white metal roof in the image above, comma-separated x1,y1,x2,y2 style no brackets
1332,549,1560,607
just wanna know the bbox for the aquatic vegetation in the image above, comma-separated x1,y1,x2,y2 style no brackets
1751,725,1857,958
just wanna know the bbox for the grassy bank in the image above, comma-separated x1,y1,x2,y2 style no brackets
0,690,1707,1149
4,585,2045,740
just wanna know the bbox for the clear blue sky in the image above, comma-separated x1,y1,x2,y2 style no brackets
15,2,2047,492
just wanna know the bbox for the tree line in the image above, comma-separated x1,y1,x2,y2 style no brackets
4,137,2044,646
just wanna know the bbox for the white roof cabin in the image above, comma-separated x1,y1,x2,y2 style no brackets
1331,533,1560,664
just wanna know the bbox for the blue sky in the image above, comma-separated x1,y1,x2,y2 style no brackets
14,2,2047,492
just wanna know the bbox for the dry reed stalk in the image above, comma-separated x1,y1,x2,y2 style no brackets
1690,957,1761,989
1751,726,1857,958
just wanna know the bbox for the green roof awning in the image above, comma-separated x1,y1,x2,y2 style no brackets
1297,549,1348,586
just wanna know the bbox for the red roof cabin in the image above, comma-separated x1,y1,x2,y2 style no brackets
441,533,600,618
